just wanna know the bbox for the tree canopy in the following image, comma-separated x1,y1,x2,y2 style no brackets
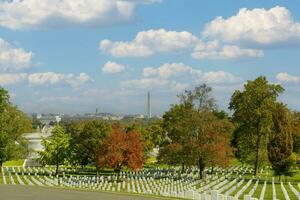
97,125,144,178
0,87,32,169
229,76,284,175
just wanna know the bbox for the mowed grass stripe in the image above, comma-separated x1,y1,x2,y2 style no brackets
253,182,263,199
226,180,246,196
285,183,298,200
274,183,285,200
241,180,256,197
262,182,272,200
12,175,19,184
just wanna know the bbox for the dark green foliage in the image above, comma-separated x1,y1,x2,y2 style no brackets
64,120,111,167
0,87,32,169
268,103,294,176
229,76,284,175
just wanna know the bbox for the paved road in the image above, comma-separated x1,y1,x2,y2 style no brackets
0,185,169,200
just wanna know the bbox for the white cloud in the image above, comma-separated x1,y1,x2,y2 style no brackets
142,62,241,84
0,0,162,30
0,38,33,71
276,72,300,83
0,73,27,85
102,61,125,74
28,72,91,87
100,29,200,57
122,78,172,89
201,71,242,84
192,41,264,60
143,63,200,78
66,72,92,88
122,63,242,91
28,72,68,85
100,28,264,60
203,6,300,46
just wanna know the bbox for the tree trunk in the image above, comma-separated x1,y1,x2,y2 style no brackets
115,166,121,182
181,163,185,174
198,158,205,180
211,166,214,174
55,163,59,176
254,137,261,176
0,161,2,176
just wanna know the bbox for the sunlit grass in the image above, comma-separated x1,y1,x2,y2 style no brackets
3,160,24,167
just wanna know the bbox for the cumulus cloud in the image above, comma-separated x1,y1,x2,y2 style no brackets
100,29,200,57
143,63,200,78
66,73,92,88
192,41,263,60
143,62,241,83
28,72,91,87
100,28,264,60
203,6,300,46
276,72,300,83
102,61,125,74
0,0,161,30
201,71,242,84
122,63,241,91
0,73,27,85
122,78,173,89
0,38,33,71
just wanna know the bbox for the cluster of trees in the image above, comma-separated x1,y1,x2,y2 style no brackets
158,84,234,179
158,76,300,179
0,88,32,170
230,77,299,177
1,75,300,179
39,122,145,176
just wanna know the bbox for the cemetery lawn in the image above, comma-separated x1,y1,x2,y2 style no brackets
3,160,24,167
0,185,176,200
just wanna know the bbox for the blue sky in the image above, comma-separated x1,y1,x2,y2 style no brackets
0,0,300,115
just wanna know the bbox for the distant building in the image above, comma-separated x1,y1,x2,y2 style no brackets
22,114,61,167
37,114,61,125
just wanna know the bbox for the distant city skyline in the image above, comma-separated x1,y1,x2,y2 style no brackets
0,1,300,114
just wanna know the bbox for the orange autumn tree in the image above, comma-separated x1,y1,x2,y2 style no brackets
97,125,144,178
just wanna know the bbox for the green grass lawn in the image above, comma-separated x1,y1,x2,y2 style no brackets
253,182,263,199
284,183,298,200
230,181,247,196
263,183,272,200
274,183,285,200
3,160,24,167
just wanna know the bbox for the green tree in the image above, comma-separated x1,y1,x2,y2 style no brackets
268,103,294,178
160,104,194,172
125,122,164,159
160,84,233,179
40,124,70,175
291,112,300,154
0,87,32,170
67,120,110,168
229,76,284,175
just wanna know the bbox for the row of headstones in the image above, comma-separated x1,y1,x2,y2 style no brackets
5,165,251,181
1,169,234,195
2,166,259,200
2,174,255,200
64,174,199,195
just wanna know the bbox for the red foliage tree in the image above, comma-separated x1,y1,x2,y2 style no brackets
97,125,144,176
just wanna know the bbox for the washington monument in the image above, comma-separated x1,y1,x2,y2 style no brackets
147,92,152,119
